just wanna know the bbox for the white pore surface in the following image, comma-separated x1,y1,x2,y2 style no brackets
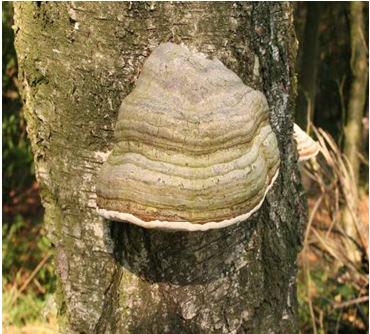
298,148,320,162
96,168,280,232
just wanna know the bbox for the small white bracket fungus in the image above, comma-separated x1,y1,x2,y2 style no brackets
293,124,320,161
96,43,280,231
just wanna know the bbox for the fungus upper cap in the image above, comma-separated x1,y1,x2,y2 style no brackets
96,42,280,231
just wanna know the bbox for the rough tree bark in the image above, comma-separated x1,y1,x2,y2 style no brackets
14,2,305,333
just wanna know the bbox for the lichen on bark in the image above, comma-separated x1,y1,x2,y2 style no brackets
14,2,305,333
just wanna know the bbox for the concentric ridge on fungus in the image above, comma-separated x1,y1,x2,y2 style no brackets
96,43,280,231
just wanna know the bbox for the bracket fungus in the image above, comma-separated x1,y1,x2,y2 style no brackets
96,43,281,231
293,123,320,161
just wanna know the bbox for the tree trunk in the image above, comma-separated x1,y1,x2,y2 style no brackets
295,2,322,131
14,3,305,333
342,1,368,263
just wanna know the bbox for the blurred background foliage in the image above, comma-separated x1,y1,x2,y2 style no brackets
295,3,368,333
3,2,56,332
2,2,369,333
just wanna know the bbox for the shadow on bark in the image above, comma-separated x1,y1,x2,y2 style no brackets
107,217,259,285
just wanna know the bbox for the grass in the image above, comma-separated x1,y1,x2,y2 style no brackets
2,213,57,331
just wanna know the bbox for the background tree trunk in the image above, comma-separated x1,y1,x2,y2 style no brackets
14,3,305,333
295,3,322,131
342,1,368,263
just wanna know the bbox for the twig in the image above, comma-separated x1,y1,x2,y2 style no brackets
333,295,369,309
306,269,318,334
303,195,324,250
33,277,46,294
11,253,52,305
335,308,343,334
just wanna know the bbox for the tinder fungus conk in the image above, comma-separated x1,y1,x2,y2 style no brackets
293,124,320,161
96,43,280,231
